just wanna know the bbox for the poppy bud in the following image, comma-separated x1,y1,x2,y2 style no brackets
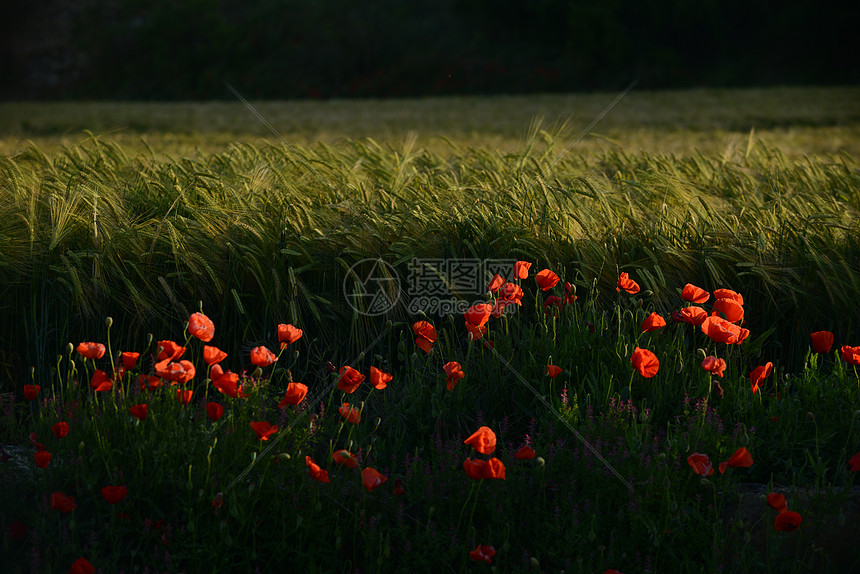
373,417,382,431
78,441,85,451
66,342,74,355
536,457,545,466
696,348,707,360
530,557,540,568
146,333,153,347
279,453,290,460
700,478,712,487
105,316,113,328
806,412,815,422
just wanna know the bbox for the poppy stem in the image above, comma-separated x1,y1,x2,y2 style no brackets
106,319,116,379
456,478,483,541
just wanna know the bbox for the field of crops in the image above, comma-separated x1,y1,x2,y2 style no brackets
2,87,860,573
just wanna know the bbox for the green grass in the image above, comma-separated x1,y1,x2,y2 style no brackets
1,87,860,572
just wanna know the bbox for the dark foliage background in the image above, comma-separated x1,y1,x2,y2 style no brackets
3,0,858,100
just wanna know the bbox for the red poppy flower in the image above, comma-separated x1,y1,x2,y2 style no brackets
338,366,365,394
128,404,148,421
206,402,224,422
487,274,505,292
713,298,744,323
767,493,788,513
90,370,113,392
809,331,834,354
490,300,516,319
713,288,744,306
497,282,524,307
848,452,860,471
514,261,532,279
5,521,28,540
34,450,51,468
138,375,162,391
156,360,196,384
23,384,40,401
463,458,487,479
332,449,359,469
750,362,773,394
687,453,714,476
176,389,194,405
305,456,330,483
69,558,96,574
840,345,860,365
774,511,802,532
369,366,392,390
681,283,709,304
465,303,493,337
362,467,388,492
564,281,576,303
278,382,309,406
469,544,496,563
203,345,228,366
616,272,640,294
701,356,727,378
630,347,659,378
536,269,560,291
50,492,77,513
188,312,215,342
213,372,242,399
121,352,140,370
250,346,277,368
211,366,239,388
100,485,128,504
546,364,562,378
672,306,708,326
278,324,304,348
700,315,749,345
156,340,186,361
250,421,278,441
76,342,105,360
515,445,537,460
339,403,361,424
542,295,563,317
52,422,70,439
413,321,437,354
394,477,405,496
464,426,497,455
640,312,667,333
482,457,506,479
463,321,487,341
719,447,754,474
442,361,465,390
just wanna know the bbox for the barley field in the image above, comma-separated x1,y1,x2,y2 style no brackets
1,87,859,573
